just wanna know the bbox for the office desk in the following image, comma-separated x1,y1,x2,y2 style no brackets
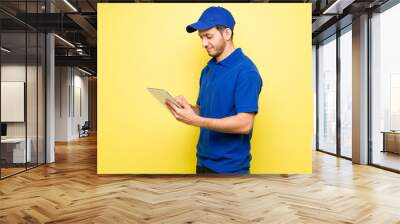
381,131,400,154
1,138,31,163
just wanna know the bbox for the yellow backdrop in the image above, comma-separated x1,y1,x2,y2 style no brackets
98,3,312,174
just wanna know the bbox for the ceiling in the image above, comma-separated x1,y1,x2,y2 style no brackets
0,0,394,75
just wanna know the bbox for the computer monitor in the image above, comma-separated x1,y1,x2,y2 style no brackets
1,123,7,137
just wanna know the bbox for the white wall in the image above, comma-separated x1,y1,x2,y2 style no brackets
72,72,89,138
55,66,69,141
55,67,89,141
1,65,26,136
1,65,40,137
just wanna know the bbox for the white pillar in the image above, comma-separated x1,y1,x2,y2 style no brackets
352,14,369,164
46,1,55,163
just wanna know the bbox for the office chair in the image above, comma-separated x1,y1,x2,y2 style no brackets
79,121,90,138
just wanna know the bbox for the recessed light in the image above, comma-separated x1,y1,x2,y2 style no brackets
77,67,93,76
1,47,11,53
54,34,75,48
63,0,78,12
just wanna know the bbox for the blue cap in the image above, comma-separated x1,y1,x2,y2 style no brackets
186,6,235,33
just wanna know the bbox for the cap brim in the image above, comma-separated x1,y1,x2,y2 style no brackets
186,21,216,33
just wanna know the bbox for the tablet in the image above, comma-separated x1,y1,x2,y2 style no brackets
147,88,183,109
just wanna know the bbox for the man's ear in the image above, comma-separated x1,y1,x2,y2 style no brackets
224,28,233,41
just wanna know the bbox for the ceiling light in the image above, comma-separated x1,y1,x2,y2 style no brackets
1,47,11,53
322,0,355,15
54,34,75,48
77,67,93,76
63,0,78,12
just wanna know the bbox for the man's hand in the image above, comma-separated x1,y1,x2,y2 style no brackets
165,95,202,126
165,95,255,135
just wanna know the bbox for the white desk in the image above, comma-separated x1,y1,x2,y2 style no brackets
1,138,31,163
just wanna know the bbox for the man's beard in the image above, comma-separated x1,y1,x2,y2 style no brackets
209,41,226,58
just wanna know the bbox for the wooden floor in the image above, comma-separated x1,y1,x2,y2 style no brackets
1,134,400,224
1,163,44,178
0,167,26,178
373,150,400,171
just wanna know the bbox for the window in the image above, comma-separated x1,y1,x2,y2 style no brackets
339,28,352,158
317,36,337,154
371,2,400,171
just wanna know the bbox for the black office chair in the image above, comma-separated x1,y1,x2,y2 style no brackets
79,121,90,138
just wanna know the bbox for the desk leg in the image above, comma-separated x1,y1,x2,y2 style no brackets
382,133,386,153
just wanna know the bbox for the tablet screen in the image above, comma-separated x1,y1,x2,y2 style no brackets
147,88,183,109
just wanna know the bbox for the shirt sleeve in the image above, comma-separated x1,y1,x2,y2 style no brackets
235,70,263,114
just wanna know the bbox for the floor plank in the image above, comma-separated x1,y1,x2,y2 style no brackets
1,134,400,223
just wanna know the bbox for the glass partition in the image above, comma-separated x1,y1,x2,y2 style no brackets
1,30,28,177
0,1,46,179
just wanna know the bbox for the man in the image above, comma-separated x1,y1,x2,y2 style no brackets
166,6,262,174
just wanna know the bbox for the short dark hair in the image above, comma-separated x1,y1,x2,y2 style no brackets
216,25,234,41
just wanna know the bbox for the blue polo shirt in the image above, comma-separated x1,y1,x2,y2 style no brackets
196,48,263,174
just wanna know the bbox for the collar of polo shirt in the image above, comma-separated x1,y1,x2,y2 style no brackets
209,48,243,67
